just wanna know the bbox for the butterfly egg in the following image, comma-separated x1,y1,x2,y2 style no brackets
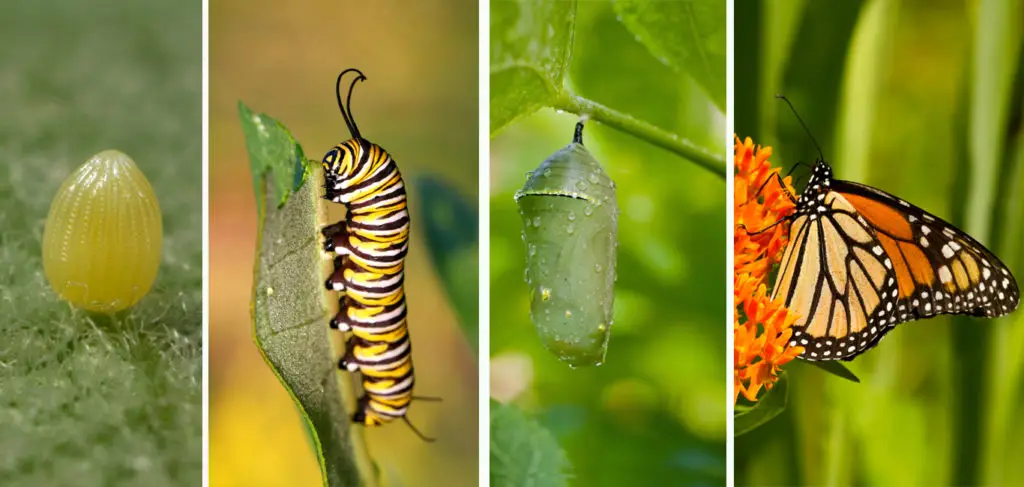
42,150,163,313
513,119,618,367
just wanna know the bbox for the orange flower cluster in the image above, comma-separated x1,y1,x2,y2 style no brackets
734,135,804,403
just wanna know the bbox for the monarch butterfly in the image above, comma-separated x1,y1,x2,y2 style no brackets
752,96,1020,362
320,68,437,441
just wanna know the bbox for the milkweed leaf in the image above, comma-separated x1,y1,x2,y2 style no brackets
735,372,789,436
612,0,726,111
416,176,479,353
242,105,375,487
490,0,577,134
490,400,572,487
238,102,308,213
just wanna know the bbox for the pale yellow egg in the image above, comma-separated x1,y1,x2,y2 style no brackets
42,150,163,313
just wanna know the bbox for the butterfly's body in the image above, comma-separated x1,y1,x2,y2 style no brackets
773,159,1020,361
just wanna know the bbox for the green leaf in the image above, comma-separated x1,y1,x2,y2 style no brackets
239,101,308,214
612,0,726,111
735,373,789,436
806,360,861,383
490,400,572,487
490,0,577,134
243,109,375,487
416,176,479,353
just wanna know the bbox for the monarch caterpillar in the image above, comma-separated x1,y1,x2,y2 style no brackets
752,96,1020,361
320,68,437,441
515,119,619,367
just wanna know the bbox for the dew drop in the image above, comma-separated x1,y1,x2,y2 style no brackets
566,222,575,234
568,211,576,221
594,263,603,272
575,180,588,191
565,310,573,318
588,173,599,184
532,216,541,227
541,287,551,301
528,243,537,257
584,205,593,216
543,168,552,177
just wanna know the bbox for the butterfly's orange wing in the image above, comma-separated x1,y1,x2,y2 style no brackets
771,167,1019,362
836,180,1018,324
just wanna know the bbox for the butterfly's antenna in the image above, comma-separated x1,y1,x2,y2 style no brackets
790,161,815,174
402,416,437,443
336,68,367,140
775,94,825,162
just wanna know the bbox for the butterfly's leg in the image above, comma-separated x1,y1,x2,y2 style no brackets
741,170,799,207
738,214,793,236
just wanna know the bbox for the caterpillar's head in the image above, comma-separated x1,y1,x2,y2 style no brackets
321,139,369,182
321,147,342,175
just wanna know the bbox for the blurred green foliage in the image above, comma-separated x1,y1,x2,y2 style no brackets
736,0,1024,485
490,0,726,485
0,0,201,484
417,177,480,353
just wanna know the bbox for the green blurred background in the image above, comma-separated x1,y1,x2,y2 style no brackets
0,0,201,484
736,0,1024,485
209,1,478,486
489,1,727,485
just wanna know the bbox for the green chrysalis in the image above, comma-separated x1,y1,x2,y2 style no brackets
514,119,618,367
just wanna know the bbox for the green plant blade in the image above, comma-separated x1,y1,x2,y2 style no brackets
490,0,577,134
243,106,374,487
805,360,861,383
490,400,571,487
416,176,479,353
735,373,789,436
238,102,308,214
775,0,865,166
612,0,726,111
965,0,1022,241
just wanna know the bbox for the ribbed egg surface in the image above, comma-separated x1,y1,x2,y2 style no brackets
42,150,163,313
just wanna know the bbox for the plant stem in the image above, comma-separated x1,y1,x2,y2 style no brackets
553,93,726,179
